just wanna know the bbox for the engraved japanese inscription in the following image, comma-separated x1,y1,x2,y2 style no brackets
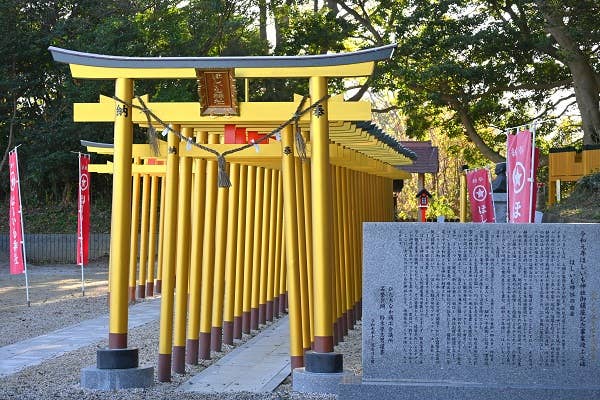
362,223,600,389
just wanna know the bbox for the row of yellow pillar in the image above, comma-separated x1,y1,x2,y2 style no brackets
154,127,292,381
126,157,165,301
280,123,394,368
116,126,394,381
106,77,397,383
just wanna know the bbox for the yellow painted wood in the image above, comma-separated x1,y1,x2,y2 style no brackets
77,98,413,176
68,61,374,79
146,172,160,290
70,65,197,79
187,132,208,346
281,124,304,362
348,170,361,312
258,168,272,322
242,165,256,333
137,171,151,292
250,167,265,324
234,165,248,332
301,157,314,343
108,78,133,344
309,76,334,350
199,133,220,341
74,97,371,124
180,143,283,162
333,166,346,327
294,159,311,349
548,148,600,184
331,167,342,334
279,228,287,305
339,167,353,317
266,169,278,309
236,62,375,78
89,162,113,174
273,173,284,303
158,124,180,361
156,176,166,288
132,164,166,174
173,127,194,351
584,148,600,174
223,163,240,326
211,165,230,332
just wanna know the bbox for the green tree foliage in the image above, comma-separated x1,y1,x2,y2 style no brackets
325,0,598,163
2,0,597,209
483,0,600,144
0,0,265,204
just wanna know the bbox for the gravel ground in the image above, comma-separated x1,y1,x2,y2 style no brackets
0,260,362,400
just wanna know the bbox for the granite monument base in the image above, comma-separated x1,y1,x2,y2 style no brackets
81,365,154,390
292,368,353,394
81,347,154,389
339,376,600,400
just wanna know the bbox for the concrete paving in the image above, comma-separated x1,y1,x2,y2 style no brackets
183,316,290,393
0,299,160,378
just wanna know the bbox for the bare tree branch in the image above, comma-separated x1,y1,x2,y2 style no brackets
494,78,572,93
332,0,384,45
347,76,372,101
372,105,400,113
531,93,576,120
551,100,579,120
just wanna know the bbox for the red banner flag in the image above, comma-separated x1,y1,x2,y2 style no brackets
466,168,496,223
77,154,91,265
9,149,25,274
507,130,535,223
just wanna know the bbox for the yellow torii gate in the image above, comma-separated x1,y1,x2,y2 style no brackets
50,44,414,385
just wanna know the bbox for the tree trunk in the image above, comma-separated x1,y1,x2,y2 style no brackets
62,181,73,206
569,61,600,144
258,0,267,42
535,0,600,144
270,1,287,53
453,102,505,163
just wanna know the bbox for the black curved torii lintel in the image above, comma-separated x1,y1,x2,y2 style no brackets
48,44,397,69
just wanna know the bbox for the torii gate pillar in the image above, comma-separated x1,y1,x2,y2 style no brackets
109,77,134,349
81,77,154,390
299,76,345,378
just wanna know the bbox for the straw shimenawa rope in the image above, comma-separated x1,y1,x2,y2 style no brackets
112,93,330,187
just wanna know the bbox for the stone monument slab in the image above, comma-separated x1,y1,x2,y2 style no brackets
339,223,600,400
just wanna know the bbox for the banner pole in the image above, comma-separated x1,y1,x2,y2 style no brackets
14,147,30,307
505,130,510,223
78,152,86,297
488,168,497,223
529,122,537,223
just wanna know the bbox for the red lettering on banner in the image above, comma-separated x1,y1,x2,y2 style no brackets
77,154,91,265
9,150,24,274
466,168,496,223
